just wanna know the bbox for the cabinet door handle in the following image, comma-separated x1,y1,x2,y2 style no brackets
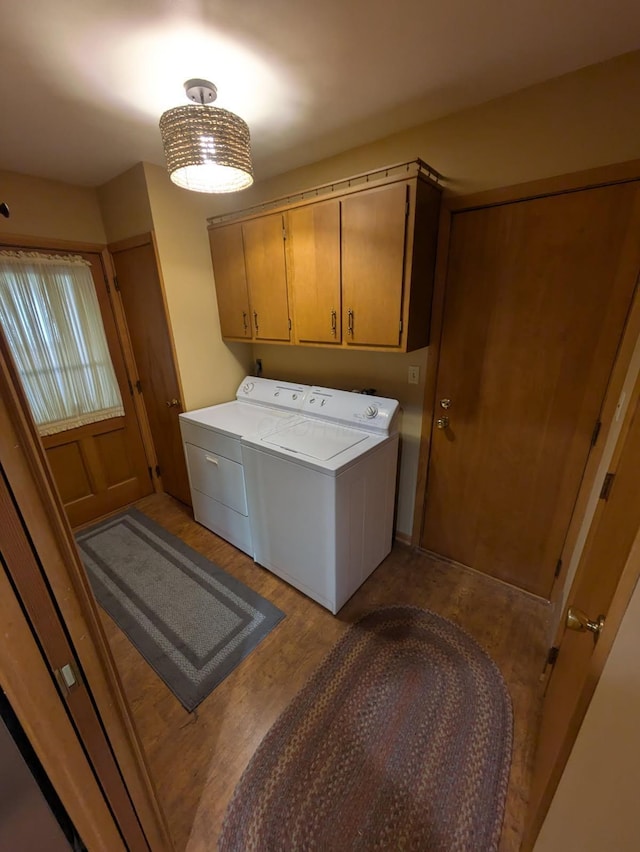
242,311,248,332
331,309,337,336
253,311,259,333
347,309,354,336
204,455,219,466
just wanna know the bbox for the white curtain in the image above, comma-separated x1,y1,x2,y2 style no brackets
0,251,124,436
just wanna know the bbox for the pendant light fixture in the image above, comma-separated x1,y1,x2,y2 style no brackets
159,79,254,193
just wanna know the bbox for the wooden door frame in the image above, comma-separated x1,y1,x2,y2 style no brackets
0,322,173,848
0,232,161,495
412,158,640,578
522,381,640,847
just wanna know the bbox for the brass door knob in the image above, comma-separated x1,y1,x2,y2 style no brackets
436,416,449,430
166,398,181,408
566,606,605,636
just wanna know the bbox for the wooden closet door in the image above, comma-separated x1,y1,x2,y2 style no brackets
209,223,252,339
242,214,290,341
421,182,640,597
288,200,341,344
341,183,408,347
110,235,191,507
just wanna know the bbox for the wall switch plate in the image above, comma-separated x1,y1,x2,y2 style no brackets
408,365,420,385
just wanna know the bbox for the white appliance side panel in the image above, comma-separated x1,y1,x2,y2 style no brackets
184,442,248,515
334,438,399,611
242,446,337,610
180,418,242,463
191,491,253,556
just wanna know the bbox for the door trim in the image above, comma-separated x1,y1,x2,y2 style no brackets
0,326,174,850
522,431,640,846
0,554,126,851
446,157,640,212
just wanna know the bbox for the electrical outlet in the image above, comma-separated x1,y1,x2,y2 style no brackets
408,365,420,385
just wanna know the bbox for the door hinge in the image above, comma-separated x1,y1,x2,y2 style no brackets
127,378,134,395
599,472,615,501
288,317,292,331
135,379,143,393
399,319,403,333
554,558,562,579
546,646,560,668
155,465,161,477
591,419,602,446
103,272,111,294
282,225,287,240
54,661,82,697
113,275,120,292
148,466,153,481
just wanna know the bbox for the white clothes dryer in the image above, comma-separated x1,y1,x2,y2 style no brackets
241,386,400,613
179,377,309,555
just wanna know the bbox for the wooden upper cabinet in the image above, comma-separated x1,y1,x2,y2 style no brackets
341,183,408,347
287,199,341,344
209,223,252,339
242,213,291,341
207,165,442,352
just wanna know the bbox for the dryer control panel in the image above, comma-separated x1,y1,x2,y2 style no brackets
236,377,310,411
304,387,399,434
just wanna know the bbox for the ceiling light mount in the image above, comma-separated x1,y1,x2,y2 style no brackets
184,79,218,105
159,78,253,194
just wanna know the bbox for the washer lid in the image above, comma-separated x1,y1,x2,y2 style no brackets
180,400,295,438
262,419,368,460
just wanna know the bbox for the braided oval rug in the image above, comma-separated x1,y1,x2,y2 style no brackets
219,606,513,852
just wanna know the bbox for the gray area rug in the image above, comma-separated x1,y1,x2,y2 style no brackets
76,508,285,711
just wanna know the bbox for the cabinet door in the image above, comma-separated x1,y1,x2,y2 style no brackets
287,200,341,344
342,183,408,347
242,214,291,341
209,223,252,338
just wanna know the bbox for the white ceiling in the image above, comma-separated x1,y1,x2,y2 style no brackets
1,0,639,188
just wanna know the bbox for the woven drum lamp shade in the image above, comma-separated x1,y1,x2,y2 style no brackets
159,102,254,193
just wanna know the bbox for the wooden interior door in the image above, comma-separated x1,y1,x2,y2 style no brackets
208,223,252,339
1,248,153,528
341,183,407,347
421,182,640,597
287,199,341,344
524,377,640,847
110,235,191,507
242,213,290,341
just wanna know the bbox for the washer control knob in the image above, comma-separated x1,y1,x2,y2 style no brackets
365,404,379,419
274,390,280,397
292,393,298,400
309,397,316,404
242,382,254,394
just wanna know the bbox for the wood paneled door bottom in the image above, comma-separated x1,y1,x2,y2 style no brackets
98,493,550,852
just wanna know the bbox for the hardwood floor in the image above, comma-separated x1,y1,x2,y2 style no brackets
98,493,550,852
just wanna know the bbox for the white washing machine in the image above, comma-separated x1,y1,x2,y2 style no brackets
179,378,309,555
241,386,400,614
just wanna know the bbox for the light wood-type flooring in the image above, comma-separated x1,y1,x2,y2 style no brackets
98,494,550,852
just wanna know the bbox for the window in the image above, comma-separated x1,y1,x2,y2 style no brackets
0,251,124,436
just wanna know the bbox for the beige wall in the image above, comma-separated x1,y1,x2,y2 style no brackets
0,170,106,243
97,164,153,244
142,163,252,411
534,545,640,850
203,49,640,220
186,50,640,537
